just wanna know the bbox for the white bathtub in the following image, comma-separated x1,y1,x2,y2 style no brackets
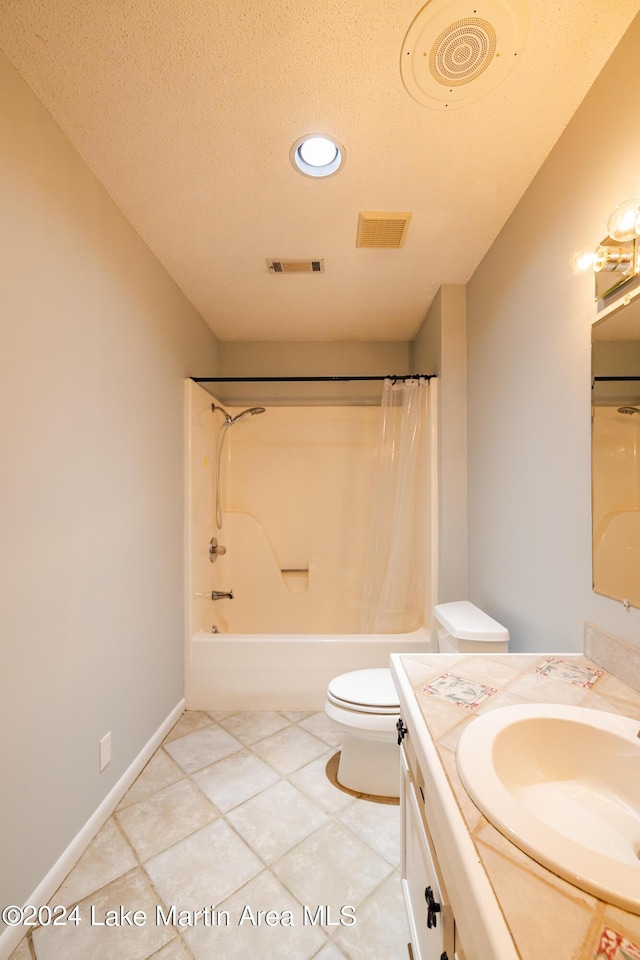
186,627,434,711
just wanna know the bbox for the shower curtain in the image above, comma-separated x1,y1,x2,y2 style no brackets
360,377,431,633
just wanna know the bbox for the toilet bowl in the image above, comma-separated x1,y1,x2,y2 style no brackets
325,668,401,798
433,600,509,653
325,604,509,798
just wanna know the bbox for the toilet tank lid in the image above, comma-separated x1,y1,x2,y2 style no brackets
433,601,509,641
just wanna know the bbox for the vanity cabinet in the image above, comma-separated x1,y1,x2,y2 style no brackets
393,650,640,960
400,728,463,960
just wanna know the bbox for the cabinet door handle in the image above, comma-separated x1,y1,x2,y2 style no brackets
396,717,408,744
440,954,449,960
425,885,441,929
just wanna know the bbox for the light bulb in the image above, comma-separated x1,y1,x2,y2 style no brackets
607,199,640,242
571,246,599,275
298,137,338,167
290,134,345,178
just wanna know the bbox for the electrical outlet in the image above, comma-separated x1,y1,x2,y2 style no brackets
99,732,111,772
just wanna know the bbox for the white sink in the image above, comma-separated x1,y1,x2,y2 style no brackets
456,703,640,913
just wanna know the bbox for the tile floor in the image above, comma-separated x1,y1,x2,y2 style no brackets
10,710,409,960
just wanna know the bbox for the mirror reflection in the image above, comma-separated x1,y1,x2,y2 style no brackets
591,296,640,608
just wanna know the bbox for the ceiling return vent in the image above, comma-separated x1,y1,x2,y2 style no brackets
356,212,412,249
267,258,325,273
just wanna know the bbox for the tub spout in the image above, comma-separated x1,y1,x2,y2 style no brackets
211,590,234,601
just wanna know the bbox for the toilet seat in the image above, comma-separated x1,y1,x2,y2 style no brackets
327,668,400,715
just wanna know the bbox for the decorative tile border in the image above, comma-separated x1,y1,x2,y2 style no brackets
594,926,640,960
420,673,497,710
534,657,603,688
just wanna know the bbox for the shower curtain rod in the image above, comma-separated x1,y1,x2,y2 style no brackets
193,374,434,383
593,376,640,382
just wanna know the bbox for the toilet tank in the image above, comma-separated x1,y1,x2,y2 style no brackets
433,601,509,653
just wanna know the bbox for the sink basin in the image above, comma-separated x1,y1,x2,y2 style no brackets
456,703,640,913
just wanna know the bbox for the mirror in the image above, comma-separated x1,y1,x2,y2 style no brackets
591,293,640,608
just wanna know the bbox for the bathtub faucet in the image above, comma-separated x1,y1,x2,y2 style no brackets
211,590,234,601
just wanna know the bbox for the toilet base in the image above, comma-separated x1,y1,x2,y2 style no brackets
336,730,400,798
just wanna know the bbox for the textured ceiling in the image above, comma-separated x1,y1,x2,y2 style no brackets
0,0,639,342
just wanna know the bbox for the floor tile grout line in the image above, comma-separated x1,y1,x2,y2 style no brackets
21,711,405,960
161,710,340,777
114,783,223,870
172,744,335,880
141,936,193,960
117,769,220,833
60,713,339,880
192,862,332,954
164,722,327,779
309,939,348,960
30,864,147,952
115,744,185,811
127,713,395,876
34,816,145,921
136,862,199,960
25,932,36,960
224,781,399,906
38,790,220,932
174,735,395,893
215,715,294,748
114,731,340,868
109,775,201,958
216,710,341,752
327,860,400,937
183,740,332,808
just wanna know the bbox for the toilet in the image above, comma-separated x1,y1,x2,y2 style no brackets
325,668,401,798
325,602,510,798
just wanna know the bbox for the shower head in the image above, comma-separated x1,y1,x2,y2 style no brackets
617,406,640,415
230,406,266,424
211,403,266,424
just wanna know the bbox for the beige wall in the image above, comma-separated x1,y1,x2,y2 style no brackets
412,285,468,605
0,52,219,914
216,340,411,405
466,12,640,651
220,340,411,375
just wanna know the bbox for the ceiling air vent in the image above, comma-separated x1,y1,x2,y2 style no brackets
267,259,325,273
356,212,412,249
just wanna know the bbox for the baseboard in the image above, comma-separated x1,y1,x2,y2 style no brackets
0,699,185,960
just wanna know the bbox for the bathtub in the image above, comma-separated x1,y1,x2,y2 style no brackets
185,627,434,711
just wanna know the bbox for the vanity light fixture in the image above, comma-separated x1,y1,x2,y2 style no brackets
290,135,345,179
570,242,634,276
607,199,640,243
571,197,640,298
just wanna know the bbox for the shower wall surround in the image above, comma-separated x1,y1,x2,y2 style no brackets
186,380,381,634
591,406,640,608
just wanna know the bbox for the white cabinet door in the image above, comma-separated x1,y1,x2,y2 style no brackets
401,747,453,960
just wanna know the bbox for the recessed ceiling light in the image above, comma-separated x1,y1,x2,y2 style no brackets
290,135,345,178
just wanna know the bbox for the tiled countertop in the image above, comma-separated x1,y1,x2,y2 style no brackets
395,651,640,960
